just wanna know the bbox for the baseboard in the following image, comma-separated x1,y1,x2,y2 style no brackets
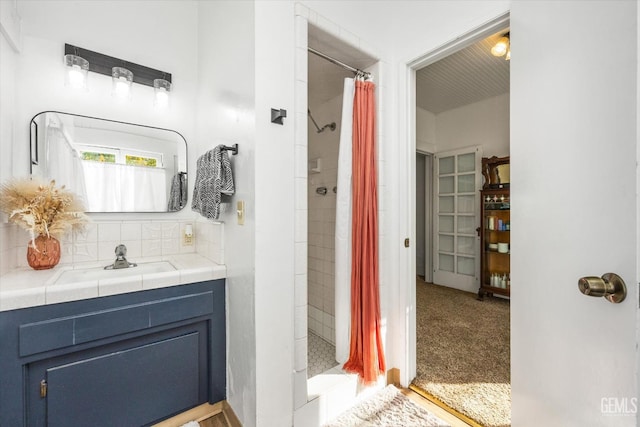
222,401,242,427
386,367,400,386
409,384,482,427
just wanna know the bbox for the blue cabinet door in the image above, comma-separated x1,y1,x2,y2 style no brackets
44,330,202,426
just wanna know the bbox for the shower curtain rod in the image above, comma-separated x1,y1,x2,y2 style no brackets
308,47,371,79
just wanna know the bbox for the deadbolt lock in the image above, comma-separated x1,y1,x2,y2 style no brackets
578,273,627,304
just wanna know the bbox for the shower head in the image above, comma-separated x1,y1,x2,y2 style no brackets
318,122,336,133
308,109,336,133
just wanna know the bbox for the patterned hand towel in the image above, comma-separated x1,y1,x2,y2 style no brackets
192,145,235,219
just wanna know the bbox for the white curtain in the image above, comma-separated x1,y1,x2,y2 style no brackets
82,162,167,211
47,128,88,204
335,78,355,364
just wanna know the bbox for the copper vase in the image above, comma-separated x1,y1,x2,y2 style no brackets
27,235,61,270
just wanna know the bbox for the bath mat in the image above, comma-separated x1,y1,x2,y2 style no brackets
323,384,450,427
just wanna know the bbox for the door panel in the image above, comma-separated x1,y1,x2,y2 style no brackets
46,333,201,427
511,2,638,425
433,146,481,292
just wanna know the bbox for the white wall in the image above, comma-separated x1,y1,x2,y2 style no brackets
0,1,21,275
417,93,510,157
254,2,296,426
436,93,509,157
195,2,257,426
416,107,436,153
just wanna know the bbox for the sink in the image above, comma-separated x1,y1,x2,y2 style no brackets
53,261,176,285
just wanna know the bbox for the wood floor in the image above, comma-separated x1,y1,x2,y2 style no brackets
199,412,229,427
402,387,474,427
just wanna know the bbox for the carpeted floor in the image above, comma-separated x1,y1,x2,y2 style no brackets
412,280,510,427
324,385,451,427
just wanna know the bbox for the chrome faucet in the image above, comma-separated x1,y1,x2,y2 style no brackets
104,244,137,269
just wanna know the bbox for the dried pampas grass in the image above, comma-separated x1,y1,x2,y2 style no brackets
0,177,89,243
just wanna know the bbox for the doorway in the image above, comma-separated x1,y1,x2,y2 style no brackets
305,22,378,381
410,15,511,427
416,152,433,283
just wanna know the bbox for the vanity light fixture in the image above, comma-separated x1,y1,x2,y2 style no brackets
491,32,510,60
63,52,89,90
153,78,171,108
64,44,172,103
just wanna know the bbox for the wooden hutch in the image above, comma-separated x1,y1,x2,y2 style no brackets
478,156,510,300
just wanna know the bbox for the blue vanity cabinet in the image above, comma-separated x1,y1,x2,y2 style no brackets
0,279,226,427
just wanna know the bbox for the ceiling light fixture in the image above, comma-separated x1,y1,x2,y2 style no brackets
491,32,510,60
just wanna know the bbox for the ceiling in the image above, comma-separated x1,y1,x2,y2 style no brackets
308,26,376,108
416,31,510,114
308,27,509,115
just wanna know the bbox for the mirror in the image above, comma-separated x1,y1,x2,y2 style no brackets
482,155,510,189
30,111,188,213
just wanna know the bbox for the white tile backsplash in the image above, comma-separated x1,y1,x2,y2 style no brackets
98,240,121,261
98,222,122,242
142,223,162,240
195,220,224,264
121,222,142,240
142,239,163,258
121,239,142,259
73,241,99,263
0,218,224,278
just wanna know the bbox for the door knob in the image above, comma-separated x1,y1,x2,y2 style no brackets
578,273,627,303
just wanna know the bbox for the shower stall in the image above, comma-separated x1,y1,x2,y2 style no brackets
306,94,342,378
306,38,376,379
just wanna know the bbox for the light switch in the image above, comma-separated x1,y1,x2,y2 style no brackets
237,201,245,225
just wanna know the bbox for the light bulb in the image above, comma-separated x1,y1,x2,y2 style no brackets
114,77,130,99
153,78,171,108
68,65,85,88
155,87,169,108
64,54,89,90
491,36,510,57
112,67,133,100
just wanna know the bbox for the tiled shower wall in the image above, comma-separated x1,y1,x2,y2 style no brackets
0,218,224,276
307,94,342,345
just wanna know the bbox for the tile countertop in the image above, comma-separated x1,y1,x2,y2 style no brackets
0,254,226,312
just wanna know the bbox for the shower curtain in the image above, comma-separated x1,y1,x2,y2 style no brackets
336,77,386,383
335,78,355,364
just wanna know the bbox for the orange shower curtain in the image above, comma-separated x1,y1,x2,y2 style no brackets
343,79,386,383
